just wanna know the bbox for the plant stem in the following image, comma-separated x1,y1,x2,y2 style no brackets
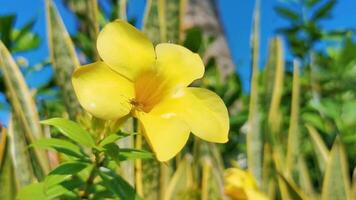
135,133,143,197
82,166,96,199
82,152,102,199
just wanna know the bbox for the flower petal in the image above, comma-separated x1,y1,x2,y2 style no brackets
155,43,204,88
97,20,155,80
151,87,229,143
137,112,190,161
72,61,134,120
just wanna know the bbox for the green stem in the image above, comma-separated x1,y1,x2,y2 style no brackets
82,167,96,199
82,151,102,199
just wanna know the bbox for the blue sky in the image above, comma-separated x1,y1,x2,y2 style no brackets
0,0,356,123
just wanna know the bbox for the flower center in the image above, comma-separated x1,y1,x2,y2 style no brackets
132,70,170,113
129,98,145,111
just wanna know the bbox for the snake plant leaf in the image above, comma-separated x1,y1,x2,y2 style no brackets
286,60,300,172
0,41,49,175
140,139,160,200
143,0,161,44
278,173,307,200
298,156,316,199
0,126,6,167
64,0,99,59
119,0,128,19
144,0,184,43
45,0,82,119
265,37,285,135
201,156,225,200
0,128,17,200
164,155,198,200
163,0,184,43
8,114,36,187
116,118,135,186
305,124,329,173
321,137,351,200
351,168,356,200
247,0,262,186
273,146,307,200
0,41,43,140
273,146,291,200
141,2,186,198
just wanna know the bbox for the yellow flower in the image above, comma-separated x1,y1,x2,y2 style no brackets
224,168,269,200
72,20,229,161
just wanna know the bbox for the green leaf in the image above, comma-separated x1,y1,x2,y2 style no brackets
275,6,300,21
99,132,134,147
17,181,79,200
302,112,325,132
9,16,39,53
98,167,142,200
45,181,78,199
0,15,15,47
11,30,40,52
41,118,96,148
311,0,336,21
12,16,36,43
118,148,154,161
101,143,120,163
183,27,203,53
45,162,89,188
321,138,351,200
103,143,153,162
306,0,320,8
92,189,115,200
48,178,83,199
17,183,47,200
32,138,86,159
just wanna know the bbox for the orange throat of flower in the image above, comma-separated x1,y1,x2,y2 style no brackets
131,70,170,113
